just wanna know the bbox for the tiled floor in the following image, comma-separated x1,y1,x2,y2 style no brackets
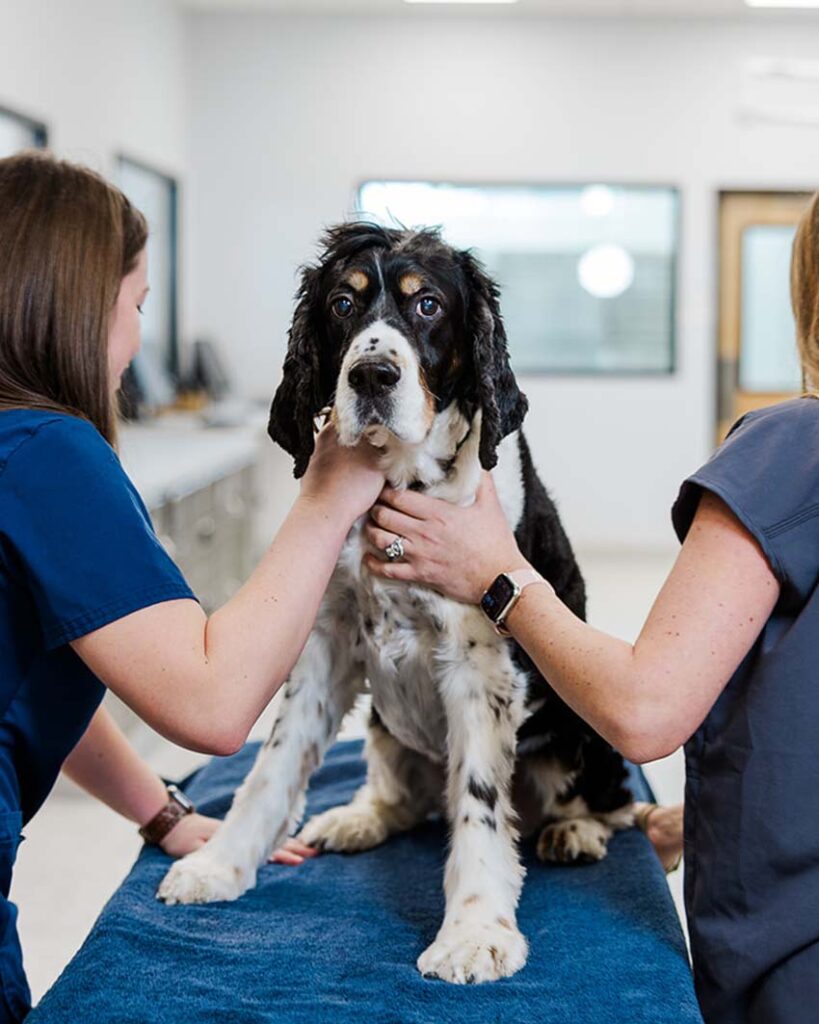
13,549,685,1005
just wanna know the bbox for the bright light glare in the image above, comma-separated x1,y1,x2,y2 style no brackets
404,0,519,5
580,185,615,218
745,1,819,7
578,245,635,299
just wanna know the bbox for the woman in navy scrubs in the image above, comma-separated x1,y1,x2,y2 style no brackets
368,196,819,1023
0,152,384,1020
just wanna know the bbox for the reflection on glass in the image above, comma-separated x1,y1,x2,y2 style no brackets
740,225,802,393
357,181,677,374
578,244,635,299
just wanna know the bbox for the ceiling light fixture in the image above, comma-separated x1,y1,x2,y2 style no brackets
745,1,819,8
403,0,519,5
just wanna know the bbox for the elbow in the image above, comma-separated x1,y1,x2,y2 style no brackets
606,710,682,766
202,728,247,759
172,718,250,758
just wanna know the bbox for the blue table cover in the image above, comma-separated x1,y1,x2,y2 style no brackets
30,740,703,1023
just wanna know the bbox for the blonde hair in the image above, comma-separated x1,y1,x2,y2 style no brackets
0,151,147,444
791,191,819,396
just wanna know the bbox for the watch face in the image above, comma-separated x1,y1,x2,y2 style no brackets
481,574,517,621
168,786,193,812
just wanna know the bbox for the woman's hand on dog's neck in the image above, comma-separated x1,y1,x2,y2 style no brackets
364,473,529,604
299,425,385,524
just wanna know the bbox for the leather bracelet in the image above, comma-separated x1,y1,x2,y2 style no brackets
138,785,195,846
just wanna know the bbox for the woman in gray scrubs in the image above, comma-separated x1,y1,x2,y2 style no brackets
365,194,819,1024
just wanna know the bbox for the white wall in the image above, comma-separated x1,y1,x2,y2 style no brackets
186,12,819,551
0,0,191,333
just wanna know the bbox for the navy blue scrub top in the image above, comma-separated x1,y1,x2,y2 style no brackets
672,397,819,1024
0,410,194,1019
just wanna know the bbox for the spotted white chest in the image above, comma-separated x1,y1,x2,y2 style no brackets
361,592,453,762
320,421,527,763
326,531,449,761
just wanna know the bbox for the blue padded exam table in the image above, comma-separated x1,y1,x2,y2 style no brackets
29,741,703,1023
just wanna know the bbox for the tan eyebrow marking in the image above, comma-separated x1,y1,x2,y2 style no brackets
398,273,424,296
345,270,369,292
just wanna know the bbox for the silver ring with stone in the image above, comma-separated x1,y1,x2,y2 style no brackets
384,536,405,562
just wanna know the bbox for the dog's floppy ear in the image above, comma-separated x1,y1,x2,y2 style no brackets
460,250,528,470
268,265,329,478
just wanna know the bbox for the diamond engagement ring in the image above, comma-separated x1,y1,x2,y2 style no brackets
384,536,405,562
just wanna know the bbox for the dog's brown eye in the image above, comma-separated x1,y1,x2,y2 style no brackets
417,296,440,318
332,296,354,319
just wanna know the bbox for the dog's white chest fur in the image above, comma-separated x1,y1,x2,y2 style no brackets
320,415,527,763
319,526,453,761
358,570,451,761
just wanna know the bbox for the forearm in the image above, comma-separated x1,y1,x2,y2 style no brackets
200,494,351,733
62,705,168,825
503,587,660,760
503,519,778,764
73,494,355,755
369,479,782,763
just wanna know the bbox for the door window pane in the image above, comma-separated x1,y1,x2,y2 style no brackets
739,224,802,393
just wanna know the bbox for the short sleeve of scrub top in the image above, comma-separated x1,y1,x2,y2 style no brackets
0,412,195,650
672,396,819,608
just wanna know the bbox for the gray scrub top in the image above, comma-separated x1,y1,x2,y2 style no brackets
672,396,819,1024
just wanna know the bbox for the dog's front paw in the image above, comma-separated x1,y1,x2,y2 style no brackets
298,804,389,852
537,818,610,864
417,918,528,984
157,850,254,905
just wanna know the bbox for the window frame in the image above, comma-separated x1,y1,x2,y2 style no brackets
117,153,181,380
0,104,48,151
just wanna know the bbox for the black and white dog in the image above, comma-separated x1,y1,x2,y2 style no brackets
158,223,633,984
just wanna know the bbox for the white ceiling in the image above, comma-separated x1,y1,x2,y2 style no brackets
178,0,814,17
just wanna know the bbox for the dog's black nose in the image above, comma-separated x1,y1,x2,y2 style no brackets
348,360,401,396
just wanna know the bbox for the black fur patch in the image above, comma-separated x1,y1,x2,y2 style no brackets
468,776,498,810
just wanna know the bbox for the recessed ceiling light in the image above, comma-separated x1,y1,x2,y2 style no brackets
746,1,819,7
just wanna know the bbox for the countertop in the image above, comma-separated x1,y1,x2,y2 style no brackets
118,409,268,509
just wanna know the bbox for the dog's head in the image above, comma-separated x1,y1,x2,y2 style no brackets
269,222,528,477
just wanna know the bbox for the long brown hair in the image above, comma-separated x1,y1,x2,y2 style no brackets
0,151,147,444
792,191,819,396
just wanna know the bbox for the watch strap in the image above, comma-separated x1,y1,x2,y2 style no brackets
138,786,195,846
506,568,547,591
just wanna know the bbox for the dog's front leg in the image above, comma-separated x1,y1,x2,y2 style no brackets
157,627,362,905
418,649,528,984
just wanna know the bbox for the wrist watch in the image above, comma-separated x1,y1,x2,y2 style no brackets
480,568,551,636
138,785,195,846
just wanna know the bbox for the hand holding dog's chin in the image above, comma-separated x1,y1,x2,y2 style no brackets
299,425,385,523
